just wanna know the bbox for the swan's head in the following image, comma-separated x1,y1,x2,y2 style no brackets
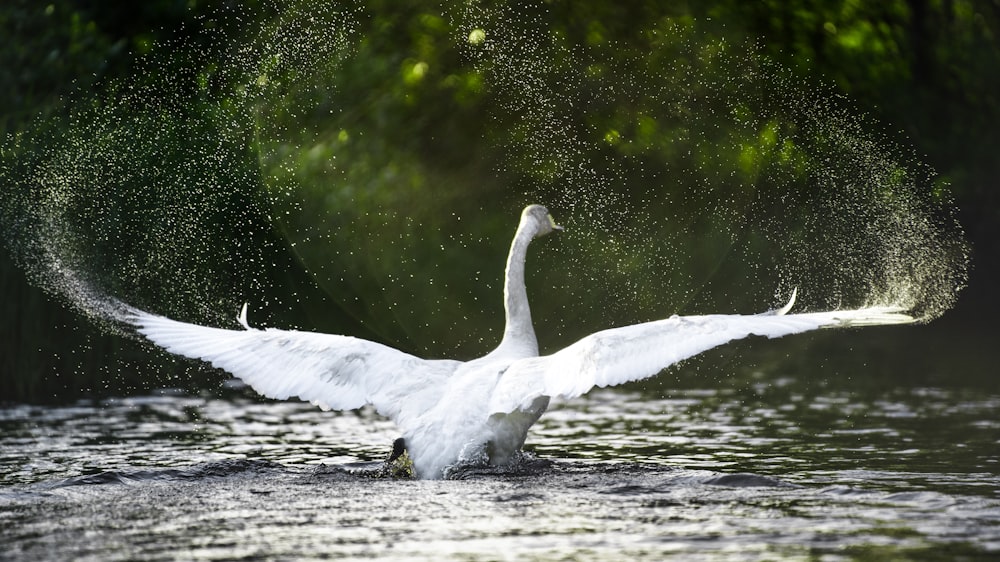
522,204,563,238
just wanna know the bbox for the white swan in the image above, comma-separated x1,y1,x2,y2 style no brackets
121,204,914,478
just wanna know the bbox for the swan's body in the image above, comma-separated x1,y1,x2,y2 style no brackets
122,205,914,478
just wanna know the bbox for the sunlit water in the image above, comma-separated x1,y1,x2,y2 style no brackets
3,381,998,561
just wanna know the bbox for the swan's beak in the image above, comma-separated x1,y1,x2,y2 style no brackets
549,215,564,232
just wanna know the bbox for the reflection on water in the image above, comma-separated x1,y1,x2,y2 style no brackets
1,380,998,560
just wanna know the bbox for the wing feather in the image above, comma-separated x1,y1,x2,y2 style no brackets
490,304,913,413
123,306,456,425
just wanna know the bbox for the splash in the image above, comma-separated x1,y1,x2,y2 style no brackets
453,3,967,325
1,1,359,332
1,1,968,360
4,93,267,330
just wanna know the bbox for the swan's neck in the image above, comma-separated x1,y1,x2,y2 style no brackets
494,219,539,357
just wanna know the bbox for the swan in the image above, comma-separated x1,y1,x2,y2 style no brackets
120,204,914,479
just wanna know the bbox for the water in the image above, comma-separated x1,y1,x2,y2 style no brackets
3,380,998,560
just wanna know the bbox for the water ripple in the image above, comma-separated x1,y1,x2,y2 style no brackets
1,385,998,560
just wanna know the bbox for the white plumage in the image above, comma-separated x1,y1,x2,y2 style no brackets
121,204,913,478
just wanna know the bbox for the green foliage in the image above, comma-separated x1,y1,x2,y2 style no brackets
0,0,991,402
0,1,115,132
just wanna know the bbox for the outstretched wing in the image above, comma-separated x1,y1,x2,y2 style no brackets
124,305,457,425
490,299,913,413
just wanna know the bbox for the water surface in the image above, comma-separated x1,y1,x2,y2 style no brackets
2,379,998,561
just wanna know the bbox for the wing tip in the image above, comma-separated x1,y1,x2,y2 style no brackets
763,288,916,327
109,299,151,329
829,306,916,328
